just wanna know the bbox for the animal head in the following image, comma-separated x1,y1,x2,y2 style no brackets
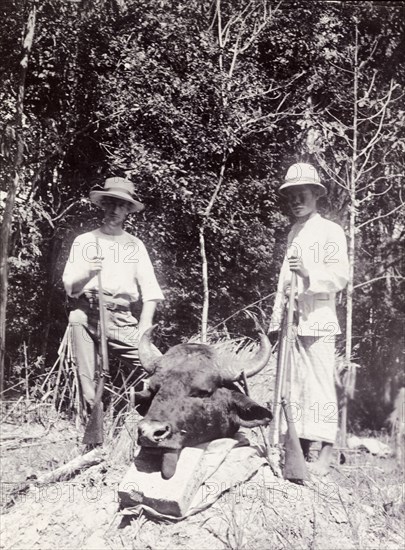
135,326,273,478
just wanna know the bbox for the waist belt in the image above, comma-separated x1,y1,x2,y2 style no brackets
76,295,131,313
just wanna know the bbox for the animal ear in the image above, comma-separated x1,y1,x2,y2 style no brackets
231,392,273,428
134,388,154,417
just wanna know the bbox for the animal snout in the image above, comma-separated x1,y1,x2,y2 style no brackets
137,419,172,445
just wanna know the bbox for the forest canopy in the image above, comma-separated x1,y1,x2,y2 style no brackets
0,0,404,431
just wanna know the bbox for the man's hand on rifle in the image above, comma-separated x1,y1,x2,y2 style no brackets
88,254,103,278
287,255,309,280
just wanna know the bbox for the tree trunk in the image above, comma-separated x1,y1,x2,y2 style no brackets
199,157,227,342
199,227,209,343
342,196,356,445
341,19,359,445
0,3,37,394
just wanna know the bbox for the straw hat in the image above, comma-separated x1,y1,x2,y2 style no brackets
89,177,144,213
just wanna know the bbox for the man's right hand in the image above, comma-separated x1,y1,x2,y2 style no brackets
88,255,103,277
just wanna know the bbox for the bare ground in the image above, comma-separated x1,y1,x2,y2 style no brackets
1,366,404,550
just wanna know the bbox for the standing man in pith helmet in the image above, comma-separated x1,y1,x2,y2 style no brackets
269,163,349,475
63,176,164,410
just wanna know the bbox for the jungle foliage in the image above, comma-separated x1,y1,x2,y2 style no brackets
0,0,404,430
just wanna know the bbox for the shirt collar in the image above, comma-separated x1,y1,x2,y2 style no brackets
294,212,320,227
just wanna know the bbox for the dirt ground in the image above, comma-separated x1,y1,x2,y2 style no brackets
1,365,404,550
1,420,403,549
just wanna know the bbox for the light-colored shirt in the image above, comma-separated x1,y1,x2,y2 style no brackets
270,213,349,337
63,229,164,303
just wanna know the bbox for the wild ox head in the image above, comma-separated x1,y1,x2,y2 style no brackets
135,326,273,479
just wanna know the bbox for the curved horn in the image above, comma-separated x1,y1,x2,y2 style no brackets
138,325,162,374
221,333,272,382
243,333,272,378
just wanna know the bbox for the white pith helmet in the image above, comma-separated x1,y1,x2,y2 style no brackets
279,163,327,196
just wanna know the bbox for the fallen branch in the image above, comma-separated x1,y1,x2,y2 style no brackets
37,448,106,484
1,435,79,452
3,448,105,508
0,434,43,445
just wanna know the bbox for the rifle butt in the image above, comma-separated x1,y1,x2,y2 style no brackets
281,398,309,482
82,375,105,445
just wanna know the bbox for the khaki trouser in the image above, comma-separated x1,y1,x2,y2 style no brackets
69,304,142,407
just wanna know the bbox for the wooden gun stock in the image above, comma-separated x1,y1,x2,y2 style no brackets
83,237,109,446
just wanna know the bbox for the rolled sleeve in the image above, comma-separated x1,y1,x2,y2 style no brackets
135,242,165,302
62,238,92,298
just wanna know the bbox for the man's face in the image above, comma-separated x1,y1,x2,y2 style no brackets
285,185,319,218
101,197,131,226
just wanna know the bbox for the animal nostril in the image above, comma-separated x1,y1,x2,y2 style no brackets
137,421,171,443
153,424,171,441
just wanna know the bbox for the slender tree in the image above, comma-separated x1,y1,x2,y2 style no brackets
301,7,405,440
0,1,38,393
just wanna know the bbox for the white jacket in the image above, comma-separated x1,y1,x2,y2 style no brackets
270,213,349,337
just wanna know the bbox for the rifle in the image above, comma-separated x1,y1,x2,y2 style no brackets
82,238,109,445
271,270,309,481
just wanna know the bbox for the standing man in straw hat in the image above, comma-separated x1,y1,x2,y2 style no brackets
63,176,164,411
269,163,349,475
